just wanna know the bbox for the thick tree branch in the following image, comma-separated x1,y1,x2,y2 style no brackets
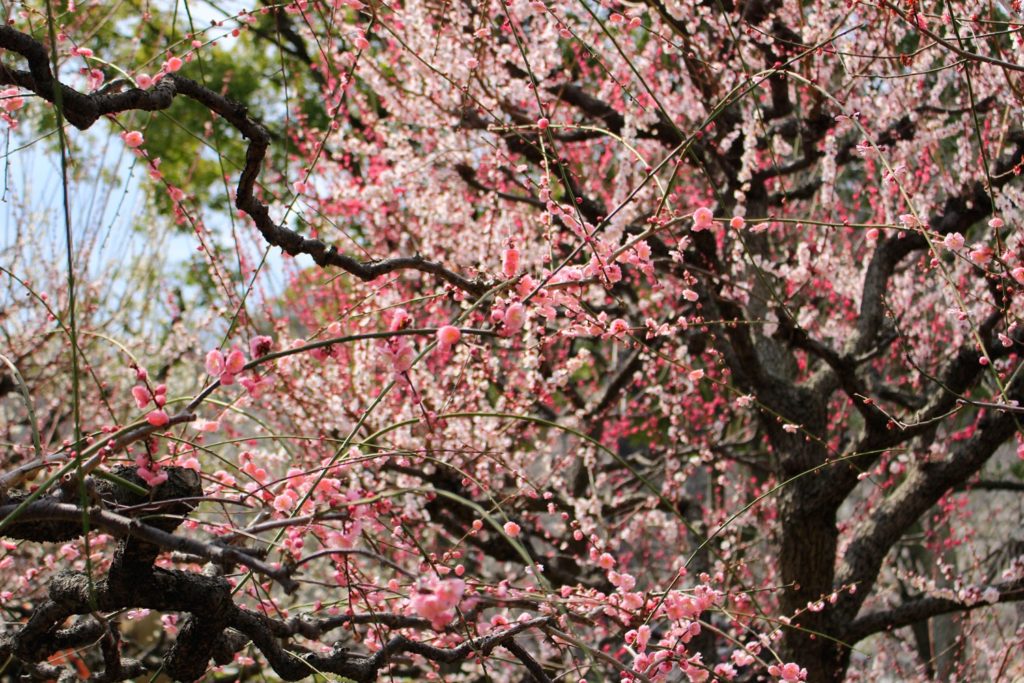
845,577,1024,644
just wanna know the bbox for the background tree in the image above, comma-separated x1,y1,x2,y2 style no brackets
2,0,1024,681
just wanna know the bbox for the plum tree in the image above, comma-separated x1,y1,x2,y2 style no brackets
2,1,1023,681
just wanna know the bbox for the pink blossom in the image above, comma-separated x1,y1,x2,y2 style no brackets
1,88,25,112
136,74,153,89
249,335,273,358
714,663,738,680
943,232,965,250
136,467,168,487
768,663,807,682
165,56,183,72
688,369,704,382
383,339,415,373
354,32,370,50
729,216,745,230
224,348,247,374
683,289,699,302
272,492,296,513
503,521,521,537
989,217,1004,229
436,325,461,352
1010,267,1024,285
389,307,412,331
504,302,525,333
205,349,225,376
608,318,630,338
411,578,465,630
502,247,520,278
240,375,275,399
122,130,144,148
597,552,616,569
692,207,714,231
969,244,994,266
196,419,220,432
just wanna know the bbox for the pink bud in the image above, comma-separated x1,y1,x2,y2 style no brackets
146,409,169,427
131,385,150,409
537,117,549,130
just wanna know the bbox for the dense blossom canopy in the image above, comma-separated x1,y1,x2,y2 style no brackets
1,0,1023,681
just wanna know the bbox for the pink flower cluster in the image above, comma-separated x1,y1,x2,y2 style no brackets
206,346,247,384
768,662,807,682
410,577,466,630
135,451,168,487
132,377,170,428
206,336,274,397
380,308,416,373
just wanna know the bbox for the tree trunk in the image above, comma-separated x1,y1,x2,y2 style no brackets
777,481,845,682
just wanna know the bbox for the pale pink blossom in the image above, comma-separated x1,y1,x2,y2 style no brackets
1,88,24,112
969,244,994,266
122,130,144,148
504,302,525,333
205,349,225,376
502,247,520,278
436,325,461,353
608,318,630,338
943,232,965,250
503,521,521,537
692,207,714,231
768,662,807,682
224,347,247,374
